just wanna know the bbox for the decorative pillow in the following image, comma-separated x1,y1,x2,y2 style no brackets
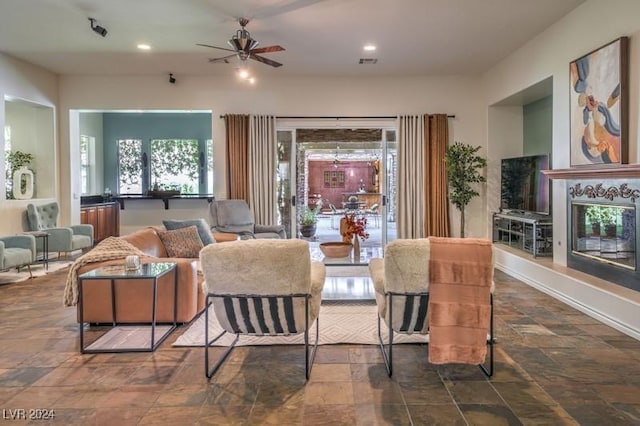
163,218,214,246
158,226,204,258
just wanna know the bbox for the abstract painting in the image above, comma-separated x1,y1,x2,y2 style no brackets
570,37,628,166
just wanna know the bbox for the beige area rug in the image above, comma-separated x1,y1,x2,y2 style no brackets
173,301,428,347
0,261,72,285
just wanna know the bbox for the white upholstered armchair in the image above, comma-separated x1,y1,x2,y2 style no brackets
199,238,325,379
369,238,494,377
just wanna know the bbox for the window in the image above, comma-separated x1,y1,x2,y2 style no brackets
150,139,198,193
118,139,143,194
79,135,94,195
116,138,212,195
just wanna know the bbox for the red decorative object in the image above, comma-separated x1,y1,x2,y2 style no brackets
340,213,369,244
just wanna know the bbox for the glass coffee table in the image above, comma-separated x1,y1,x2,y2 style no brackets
308,242,383,266
78,262,177,353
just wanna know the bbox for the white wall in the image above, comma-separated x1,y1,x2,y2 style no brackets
486,106,523,236
483,0,640,338
0,53,58,235
58,74,487,236
485,0,640,261
5,101,56,199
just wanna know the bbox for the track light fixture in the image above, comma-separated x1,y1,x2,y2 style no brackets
169,73,176,84
88,18,108,37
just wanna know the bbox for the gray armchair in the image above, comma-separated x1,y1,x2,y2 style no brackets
26,202,93,255
0,235,36,277
209,199,286,239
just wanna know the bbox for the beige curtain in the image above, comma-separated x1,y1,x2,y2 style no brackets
224,114,249,201
424,114,450,237
397,115,425,239
248,115,277,224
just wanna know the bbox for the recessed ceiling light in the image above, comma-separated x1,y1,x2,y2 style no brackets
137,44,151,50
363,44,376,51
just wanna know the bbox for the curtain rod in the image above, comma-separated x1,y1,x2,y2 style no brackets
219,115,455,119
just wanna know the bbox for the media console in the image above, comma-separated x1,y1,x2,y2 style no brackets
492,211,553,257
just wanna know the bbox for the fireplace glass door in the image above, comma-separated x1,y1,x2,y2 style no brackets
571,202,636,270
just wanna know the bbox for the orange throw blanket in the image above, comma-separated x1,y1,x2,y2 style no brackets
427,237,493,365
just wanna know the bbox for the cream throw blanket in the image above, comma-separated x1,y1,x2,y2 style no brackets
63,237,153,307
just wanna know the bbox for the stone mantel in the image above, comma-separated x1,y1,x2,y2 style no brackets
542,164,640,180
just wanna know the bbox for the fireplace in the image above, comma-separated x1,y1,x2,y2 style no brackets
568,180,640,291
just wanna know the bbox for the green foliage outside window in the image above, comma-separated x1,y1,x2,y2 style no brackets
118,139,143,194
151,139,199,194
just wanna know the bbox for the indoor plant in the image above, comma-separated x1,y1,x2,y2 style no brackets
340,213,369,261
299,200,323,238
444,142,487,237
5,150,34,200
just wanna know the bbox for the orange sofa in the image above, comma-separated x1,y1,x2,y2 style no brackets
76,227,206,324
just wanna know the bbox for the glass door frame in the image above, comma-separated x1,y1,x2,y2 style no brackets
276,118,397,247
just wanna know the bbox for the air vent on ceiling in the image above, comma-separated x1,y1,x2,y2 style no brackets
359,58,378,64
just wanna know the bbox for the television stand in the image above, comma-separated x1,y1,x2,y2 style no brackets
492,212,553,257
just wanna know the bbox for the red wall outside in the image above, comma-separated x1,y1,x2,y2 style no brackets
308,161,376,208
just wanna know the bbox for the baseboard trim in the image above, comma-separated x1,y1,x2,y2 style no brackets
494,248,640,341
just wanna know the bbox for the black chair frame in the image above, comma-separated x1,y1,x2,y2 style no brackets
377,291,430,377
377,291,494,377
204,293,319,380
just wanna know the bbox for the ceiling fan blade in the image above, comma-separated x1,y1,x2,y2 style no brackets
196,43,237,53
251,54,283,68
209,54,237,64
252,45,285,54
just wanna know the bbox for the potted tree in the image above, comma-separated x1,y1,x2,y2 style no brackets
444,142,487,237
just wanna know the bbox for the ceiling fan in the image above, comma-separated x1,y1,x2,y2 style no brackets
197,18,285,68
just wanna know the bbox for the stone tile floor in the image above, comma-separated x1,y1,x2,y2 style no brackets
0,267,638,425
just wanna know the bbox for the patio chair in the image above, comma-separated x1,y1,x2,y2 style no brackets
199,238,326,379
366,203,380,227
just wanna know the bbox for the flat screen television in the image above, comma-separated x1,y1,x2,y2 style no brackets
500,154,550,215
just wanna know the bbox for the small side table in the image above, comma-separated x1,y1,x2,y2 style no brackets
23,231,49,270
78,262,178,353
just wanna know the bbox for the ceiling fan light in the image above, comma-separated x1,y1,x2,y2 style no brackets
248,77,256,84
238,68,250,79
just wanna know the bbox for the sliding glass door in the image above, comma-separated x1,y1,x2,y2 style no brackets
276,119,397,252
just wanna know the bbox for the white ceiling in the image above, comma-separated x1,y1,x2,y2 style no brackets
0,0,584,77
